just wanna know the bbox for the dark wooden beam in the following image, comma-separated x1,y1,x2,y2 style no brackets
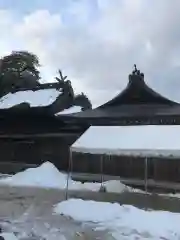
10,82,61,93
0,132,81,139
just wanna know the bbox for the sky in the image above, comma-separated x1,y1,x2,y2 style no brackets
2,0,180,149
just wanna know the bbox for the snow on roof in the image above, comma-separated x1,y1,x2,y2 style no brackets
0,89,61,108
72,126,180,158
56,106,81,115
72,147,180,158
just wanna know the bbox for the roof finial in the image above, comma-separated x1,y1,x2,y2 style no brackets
134,64,137,72
129,64,144,83
132,64,141,75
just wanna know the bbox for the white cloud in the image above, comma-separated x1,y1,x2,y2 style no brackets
0,0,180,107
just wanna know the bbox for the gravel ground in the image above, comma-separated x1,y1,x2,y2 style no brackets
0,185,180,239
0,186,115,240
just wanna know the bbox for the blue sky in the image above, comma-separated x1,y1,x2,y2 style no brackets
0,0,98,22
1,0,180,149
0,0,66,14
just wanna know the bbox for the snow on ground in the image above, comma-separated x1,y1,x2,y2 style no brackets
54,198,180,240
0,161,137,193
163,193,180,198
0,232,18,240
1,162,180,239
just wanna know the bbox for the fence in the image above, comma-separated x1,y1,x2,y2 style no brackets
72,151,180,183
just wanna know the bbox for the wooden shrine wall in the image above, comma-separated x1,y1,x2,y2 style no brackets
0,138,70,173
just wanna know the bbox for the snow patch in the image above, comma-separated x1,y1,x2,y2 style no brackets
57,106,81,115
54,198,121,222
54,198,180,239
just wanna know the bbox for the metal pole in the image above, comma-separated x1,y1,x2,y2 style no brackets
145,157,148,193
99,154,107,192
65,148,72,200
100,155,103,187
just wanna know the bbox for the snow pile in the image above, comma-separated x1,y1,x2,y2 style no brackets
160,193,180,198
0,161,69,189
54,198,180,239
0,161,134,193
54,198,121,222
0,232,18,240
